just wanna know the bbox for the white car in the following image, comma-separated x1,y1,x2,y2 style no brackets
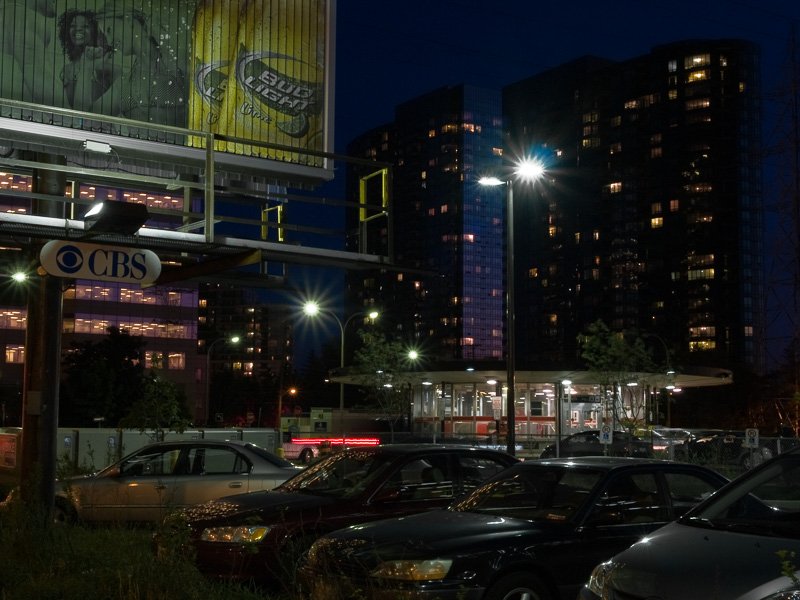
53,439,302,523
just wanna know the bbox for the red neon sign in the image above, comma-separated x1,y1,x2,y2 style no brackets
290,437,381,446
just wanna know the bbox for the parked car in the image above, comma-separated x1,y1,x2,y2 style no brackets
580,447,800,600
539,429,652,459
634,427,693,453
167,444,517,590
296,456,729,600
675,429,781,469
51,439,302,523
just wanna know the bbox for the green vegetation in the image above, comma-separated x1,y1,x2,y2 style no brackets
0,495,279,600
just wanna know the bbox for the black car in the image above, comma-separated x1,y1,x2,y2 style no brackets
167,444,517,590
296,456,729,600
579,448,800,600
539,429,652,459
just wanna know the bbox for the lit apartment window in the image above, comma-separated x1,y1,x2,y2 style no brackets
650,147,662,158
421,170,427,180
5,344,24,364
668,59,677,72
687,268,714,280
168,352,185,369
610,115,621,127
428,129,436,137
651,202,662,215
686,98,711,110
461,337,475,346
624,100,638,109
609,182,622,193
685,54,710,68
593,229,600,241
549,226,556,238
441,205,448,213
492,147,503,156
689,340,716,352
686,70,708,83
668,89,678,100
744,326,754,336
651,217,663,229
145,351,163,368
670,199,679,212
689,326,716,338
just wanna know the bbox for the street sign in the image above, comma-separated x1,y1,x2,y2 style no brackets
600,424,613,445
743,428,759,448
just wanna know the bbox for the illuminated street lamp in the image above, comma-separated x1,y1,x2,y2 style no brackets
205,335,240,424
303,301,378,433
479,157,546,456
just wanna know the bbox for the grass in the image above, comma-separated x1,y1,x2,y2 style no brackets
0,493,282,600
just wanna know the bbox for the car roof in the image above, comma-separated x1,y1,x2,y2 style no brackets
530,456,701,469
141,439,253,448
349,443,515,456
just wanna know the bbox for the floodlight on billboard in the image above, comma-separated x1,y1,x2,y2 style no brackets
0,0,332,174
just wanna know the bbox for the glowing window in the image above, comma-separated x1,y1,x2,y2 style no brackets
168,352,185,369
651,217,663,228
685,54,710,69
5,344,24,364
686,70,708,83
609,182,622,193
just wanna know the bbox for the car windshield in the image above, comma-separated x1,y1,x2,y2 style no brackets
277,450,395,499
449,464,603,521
244,444,296,468
684,451,800,538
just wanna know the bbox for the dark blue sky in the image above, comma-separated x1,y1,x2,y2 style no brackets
293,0,800,368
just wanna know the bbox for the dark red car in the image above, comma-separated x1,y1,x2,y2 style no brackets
168,444,517,590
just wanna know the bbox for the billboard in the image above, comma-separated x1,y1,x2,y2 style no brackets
0,0,331,168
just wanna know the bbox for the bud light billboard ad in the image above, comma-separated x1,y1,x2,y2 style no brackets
0,0,331,168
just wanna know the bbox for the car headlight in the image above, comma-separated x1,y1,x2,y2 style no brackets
371,559,453,581
586,560,613,596
200,525,270,543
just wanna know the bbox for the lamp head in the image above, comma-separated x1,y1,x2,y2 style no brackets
84,200,149,235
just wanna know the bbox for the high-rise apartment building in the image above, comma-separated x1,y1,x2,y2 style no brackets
505,39,764,374
347,85,507,363
347,39,764,381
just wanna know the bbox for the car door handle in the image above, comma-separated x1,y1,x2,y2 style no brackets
229,482,243,488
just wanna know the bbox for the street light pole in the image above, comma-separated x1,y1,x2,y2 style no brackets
205,336,239,425
479,158,545,457
303,302,378,434
505,180,516,456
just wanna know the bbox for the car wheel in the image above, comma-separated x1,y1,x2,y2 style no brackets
485,573,552,600
299,448,314,465
53,499,77,524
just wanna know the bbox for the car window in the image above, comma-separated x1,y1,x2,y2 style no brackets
451,465,603,521
458,455,509,493
380,455,454,500
664,471,721,516
589,473,668,524
185,446,251,475
119,446,182,477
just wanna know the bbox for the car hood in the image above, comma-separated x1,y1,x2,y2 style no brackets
180,489,334,524
601,521,800,599
326,509,560,556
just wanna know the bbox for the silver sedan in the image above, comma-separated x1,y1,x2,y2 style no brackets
54,439,302,523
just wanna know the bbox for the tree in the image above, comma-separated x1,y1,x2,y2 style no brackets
118,365,191,439
60,326,146,427
579,320,662,432
351,331,416,441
